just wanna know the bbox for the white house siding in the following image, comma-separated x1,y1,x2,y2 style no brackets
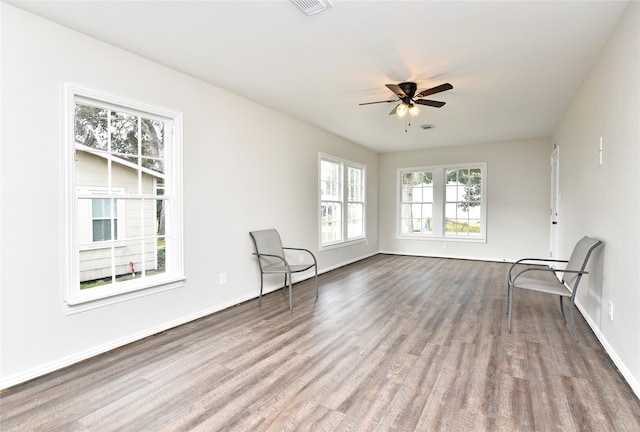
75,151,158,283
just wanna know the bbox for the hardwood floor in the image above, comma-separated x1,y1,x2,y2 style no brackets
2,254,639,431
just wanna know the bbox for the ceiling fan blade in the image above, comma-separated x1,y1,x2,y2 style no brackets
415,99,446,108
389,104,400,115
359,100,397,106
415,83,453,98
385,84,407,98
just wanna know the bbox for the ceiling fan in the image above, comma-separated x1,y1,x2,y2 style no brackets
359,82,453,118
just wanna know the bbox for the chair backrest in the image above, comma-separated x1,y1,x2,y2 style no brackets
250,229,285,268
562,236,603,291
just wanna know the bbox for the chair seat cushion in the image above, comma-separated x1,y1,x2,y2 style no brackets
263,262,315,273
513,276,571,297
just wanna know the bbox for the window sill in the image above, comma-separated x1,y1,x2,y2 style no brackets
397,234,486,243
65,275,186,315
320,237,367,251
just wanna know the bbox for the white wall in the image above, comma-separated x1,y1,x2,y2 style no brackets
0,5,379,388
551,1,640,396
379,138,550,262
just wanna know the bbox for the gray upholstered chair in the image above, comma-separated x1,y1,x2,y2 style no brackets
250,229,318,310
507,236,603,341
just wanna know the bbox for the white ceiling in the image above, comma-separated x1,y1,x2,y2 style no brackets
7,0,629,153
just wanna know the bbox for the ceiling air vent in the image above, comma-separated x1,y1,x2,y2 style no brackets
420,124,434,130
291,0,333,15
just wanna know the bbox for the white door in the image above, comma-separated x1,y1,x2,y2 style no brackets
550,147,559,258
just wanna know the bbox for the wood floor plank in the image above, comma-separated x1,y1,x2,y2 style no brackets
2,255,639,432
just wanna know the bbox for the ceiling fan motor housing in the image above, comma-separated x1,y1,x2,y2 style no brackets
398,82,418,98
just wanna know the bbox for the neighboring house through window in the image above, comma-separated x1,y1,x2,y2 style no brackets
64,82,184,309
319,154,366,248
399,163,486,241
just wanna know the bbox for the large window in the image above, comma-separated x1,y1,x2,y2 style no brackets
64,83,184,308
399,163,486,241
319,155,366,248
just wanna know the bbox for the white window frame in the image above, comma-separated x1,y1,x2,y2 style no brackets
319,153,366,250
63,81,184,312
397,162,487,242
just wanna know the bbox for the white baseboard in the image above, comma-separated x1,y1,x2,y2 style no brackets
378,249,514,263
576,301,640,399
320,251,379,273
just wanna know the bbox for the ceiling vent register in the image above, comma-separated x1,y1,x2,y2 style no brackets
292,0,333,15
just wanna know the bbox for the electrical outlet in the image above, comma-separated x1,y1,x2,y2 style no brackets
608,301,613,321
219,272,227,285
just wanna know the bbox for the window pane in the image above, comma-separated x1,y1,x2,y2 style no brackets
80,254,114,289
91,198,117,242
92,220,112,242
321,160,342,201
412,185,423,202
143,199,157,237
156,188,165,236
75,104,108,150
76,150,109,188
347,203,363,238
446,204,476,236
141,118,165,174
142,157,165,175
141,118,164,158
321,202,342,243
110,111,138,156
445,169,458,201
154,237,166,276
348,167,363,201
420,204,432,233
92,198,108,218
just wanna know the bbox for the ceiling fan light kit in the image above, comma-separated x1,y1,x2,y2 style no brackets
396,103,409,118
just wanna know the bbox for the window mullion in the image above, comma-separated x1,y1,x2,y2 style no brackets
432,167,444,237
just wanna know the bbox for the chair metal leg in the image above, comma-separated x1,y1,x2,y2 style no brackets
259,274,264,305
508,284,514,333
559,296,566,322
314,267,319,301
287,272,293,311
506,283,510,315
569,301,578,341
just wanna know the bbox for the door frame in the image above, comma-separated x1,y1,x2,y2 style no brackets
550,146,559,258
